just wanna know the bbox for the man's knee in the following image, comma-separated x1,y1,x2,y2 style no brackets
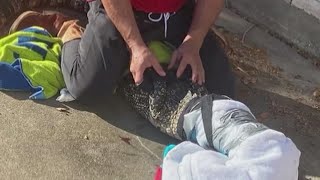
60,1,128,101
66,72,113,102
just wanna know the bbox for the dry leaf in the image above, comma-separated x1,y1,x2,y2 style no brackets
251,77,257,84
56,107,69,113
119,136,131,145
242,77,257,85
294,75,302,79
259,112,270,121
243,78,250,85
313,89,320,98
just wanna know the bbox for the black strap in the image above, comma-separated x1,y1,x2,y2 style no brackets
177,94,230,141
200,95,214,147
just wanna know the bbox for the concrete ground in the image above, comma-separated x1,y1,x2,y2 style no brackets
227,0,320,59
0,92,174,179
0,8,320,180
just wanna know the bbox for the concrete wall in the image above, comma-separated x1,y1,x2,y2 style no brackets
227,0,320,59
286,0,320,20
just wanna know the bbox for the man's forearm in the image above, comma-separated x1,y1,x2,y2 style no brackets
101,0,145,50
186,0,224,48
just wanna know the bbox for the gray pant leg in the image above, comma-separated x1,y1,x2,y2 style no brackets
200,34,235,98
165,2,235,98
61,0,129,101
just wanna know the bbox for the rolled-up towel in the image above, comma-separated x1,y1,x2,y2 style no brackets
162,130,300,180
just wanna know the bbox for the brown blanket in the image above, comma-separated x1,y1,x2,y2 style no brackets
0,0,87,31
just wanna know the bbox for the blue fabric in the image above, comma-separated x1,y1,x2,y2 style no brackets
0,59,44,99
18,36,54,48
17,42,48,59
23,27,52,37
0,61,31,91
0,26,63,99
163,144,176,158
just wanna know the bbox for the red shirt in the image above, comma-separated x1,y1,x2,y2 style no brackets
130,0,187,13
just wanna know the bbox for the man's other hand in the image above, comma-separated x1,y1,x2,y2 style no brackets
130,45,166,85
169,35,205,85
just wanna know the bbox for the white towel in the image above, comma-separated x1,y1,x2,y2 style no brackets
162,129,300,180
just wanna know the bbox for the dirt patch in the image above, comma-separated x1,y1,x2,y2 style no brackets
215,29,282,83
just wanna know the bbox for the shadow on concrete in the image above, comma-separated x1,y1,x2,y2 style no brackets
2,91,31,100
38,93,178,146
66,95,179,146
3,89,178,146
3,91,71,109
101,96,179,145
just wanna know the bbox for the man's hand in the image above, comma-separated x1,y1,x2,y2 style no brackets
169,36,205,85
167,0,224,85
130,45,166,85
101,0,166,85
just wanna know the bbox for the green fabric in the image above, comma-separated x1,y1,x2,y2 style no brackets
148,41,174,64
0,26,65,99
